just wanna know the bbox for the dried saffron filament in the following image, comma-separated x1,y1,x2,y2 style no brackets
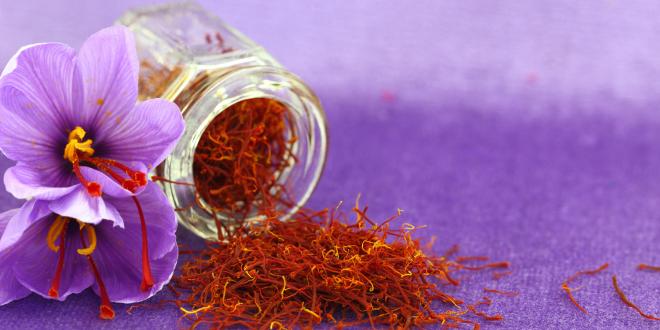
192,98,295,221
637,264,660,272
483,288,519,297
172,205,508,329
612,276,660,321
455,256,490,263
151,175,195,186
460,262,510,271
492,271,512,280
80,229,115,320
132,196,154,291
468,304,504,321
561,263,609,314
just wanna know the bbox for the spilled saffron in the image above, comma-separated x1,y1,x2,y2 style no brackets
492,271,513,280
561,263,609,314
483,288,519,297
612,276,660,321
637,264,660,272
171,206,510,329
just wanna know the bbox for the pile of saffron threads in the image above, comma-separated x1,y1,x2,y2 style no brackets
171,204,511,329
192,98,296,220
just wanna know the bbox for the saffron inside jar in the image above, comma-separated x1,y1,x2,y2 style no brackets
192,98,297,221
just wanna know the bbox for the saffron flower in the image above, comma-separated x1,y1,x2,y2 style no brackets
0,26,184,318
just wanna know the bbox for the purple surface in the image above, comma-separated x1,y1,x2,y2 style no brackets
2,1,660,329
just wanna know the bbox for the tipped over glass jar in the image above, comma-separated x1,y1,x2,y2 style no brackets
118,2,328,240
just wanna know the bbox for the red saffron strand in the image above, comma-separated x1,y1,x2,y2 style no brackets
151,175,195,186
637,264,660,272
132,196,154,291
455,256,490,263
48,220,69,298
483,288,519,297
93,157,147,185
71,160,101,196
612,275,660,321
80,229,115,320
561,263,609,315
492,271,512,280
460,262,510,271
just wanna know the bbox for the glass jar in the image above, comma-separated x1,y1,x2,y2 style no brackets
117,2,328,240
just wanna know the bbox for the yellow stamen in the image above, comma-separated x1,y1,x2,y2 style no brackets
63,126,95,162
46,216,69,252
76,224,97,255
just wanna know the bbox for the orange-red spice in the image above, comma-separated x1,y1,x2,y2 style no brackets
561,263,609,314
611,276,660,321
193,98,295,221
637,263,660,272
483,288,519,297
171,205,510,329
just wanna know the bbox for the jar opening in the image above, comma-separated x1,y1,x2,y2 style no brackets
158,66,328,241
192,98,296,220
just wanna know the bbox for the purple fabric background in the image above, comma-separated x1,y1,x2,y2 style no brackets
2,1,660,329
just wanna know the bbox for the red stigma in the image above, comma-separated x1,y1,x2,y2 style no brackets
133,172,147,186
80,229,115,320
80,157,148,194
72,160,103,197
48,221,69,298
133,196,154,291
121,180,139,193
99,305,115,320
86,182,102,197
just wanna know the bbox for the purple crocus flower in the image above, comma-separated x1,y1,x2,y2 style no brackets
0,183,177,319
0,26,184,317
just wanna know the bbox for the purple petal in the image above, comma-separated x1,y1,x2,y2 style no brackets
105,182,177,258
13,216,94,301
0,199,51,252
0,209,15,234
3,163,77,200
96,98,184,170
92,220,177,303
0,208,30,305
75,26,138,133
48,186,123,227
0,43,79,164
